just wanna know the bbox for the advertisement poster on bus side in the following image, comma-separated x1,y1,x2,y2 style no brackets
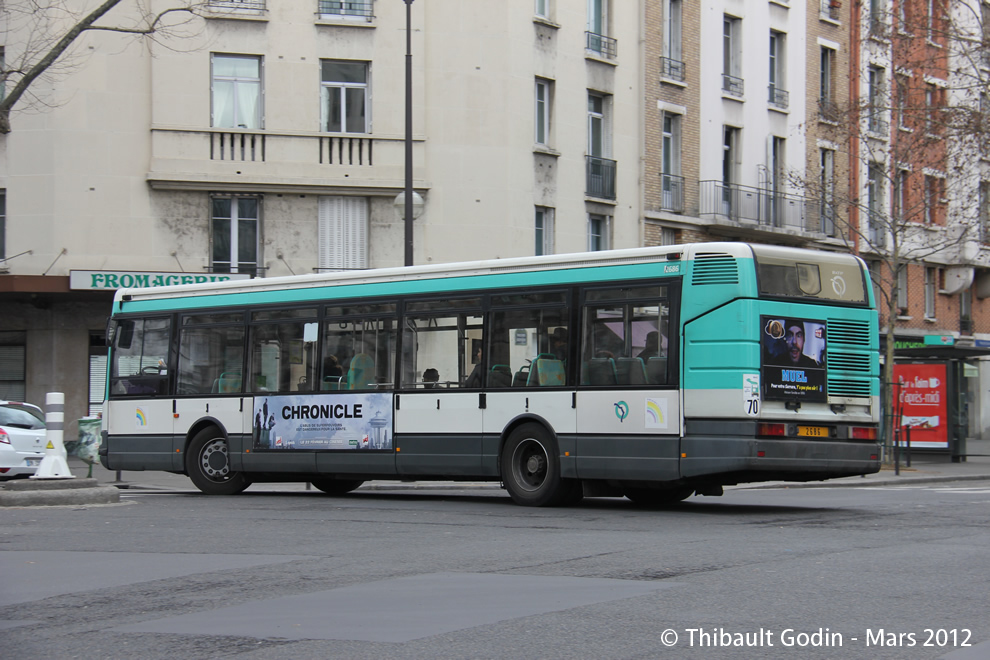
252,393,393,450
893,363,948,449
761,316,827,403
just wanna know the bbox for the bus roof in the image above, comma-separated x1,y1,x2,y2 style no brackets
112,242,864,309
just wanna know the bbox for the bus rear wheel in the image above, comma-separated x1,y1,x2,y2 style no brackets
624,486,693,507
186,427,250,495
501,424,581,507
310,478,364,495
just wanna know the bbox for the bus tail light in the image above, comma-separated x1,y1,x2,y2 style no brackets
851,427,877,440
757,423,786,437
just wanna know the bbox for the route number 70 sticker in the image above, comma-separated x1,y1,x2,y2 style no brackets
743,373,760,417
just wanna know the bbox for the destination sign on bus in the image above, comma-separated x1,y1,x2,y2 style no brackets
761,316,827,402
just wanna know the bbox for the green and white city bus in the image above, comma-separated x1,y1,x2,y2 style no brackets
100,242,880,506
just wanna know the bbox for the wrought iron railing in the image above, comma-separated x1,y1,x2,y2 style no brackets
317,0,373,18
207,0,266,9
660,174,684,213
698,180,812,231
586,32,617,59
660,57,685,83
768,85,789,109
722,73,744,98
586,156,617,200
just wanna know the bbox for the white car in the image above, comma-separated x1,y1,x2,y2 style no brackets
0,401,47,478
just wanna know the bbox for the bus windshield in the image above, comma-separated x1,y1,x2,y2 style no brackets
752,244,868,305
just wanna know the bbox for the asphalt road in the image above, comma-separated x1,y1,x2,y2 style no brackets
2,481,989,659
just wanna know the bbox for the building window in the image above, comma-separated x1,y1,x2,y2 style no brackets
588,214,611,251
820,148,835,235
318,196,368,270
722,16,743,96
924,174,944,225
321,60,369,133
662,0,683,80
211,54,262,129
661,112,682,212
980,181,990,243
535,0,548,19
768,137,786,226
895,74,909,130
0,190,5,260
768,31,788,108
211,196,260,275
721,125,739,215
535,207,554,256
819,47,837,120
867,65,886,134
867,162,885,246
588,0,608,38
894,167,908,223
896,267,908,312
535,78,552,146
587,93,615,199
924,266,937,319
0,332,26,401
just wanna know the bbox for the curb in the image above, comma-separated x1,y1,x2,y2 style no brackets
735,473,990,490
0,477,122,507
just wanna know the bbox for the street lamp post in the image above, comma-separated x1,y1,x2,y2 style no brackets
403,0,415,266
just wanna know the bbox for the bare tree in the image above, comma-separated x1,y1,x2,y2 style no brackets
0,0,206,134
796,0,990,452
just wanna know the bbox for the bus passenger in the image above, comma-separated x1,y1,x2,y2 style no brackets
423,368,440,388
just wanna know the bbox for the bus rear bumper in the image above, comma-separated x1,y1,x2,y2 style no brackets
680,435,881,484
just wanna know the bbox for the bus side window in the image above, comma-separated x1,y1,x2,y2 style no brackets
399,306,483,390
324,303,397,392
110,317,172,397
489,293,570,388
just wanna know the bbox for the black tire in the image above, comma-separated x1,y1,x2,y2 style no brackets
500,424,581,507
310,478,365,495
185,427,250,495
624,486,693,507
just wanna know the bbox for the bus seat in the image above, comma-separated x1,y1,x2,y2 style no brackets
646,357,668,385
489,365,512,388
587,357,617,385
347,353,375,390
321,376,342,391
218,372,241,393
512,364,530,387
531,357,565,387
615,358,647,385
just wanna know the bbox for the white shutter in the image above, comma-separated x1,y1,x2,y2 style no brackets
89,354,107,416
318,196,368,270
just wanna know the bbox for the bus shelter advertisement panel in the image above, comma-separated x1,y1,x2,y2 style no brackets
252,394,393,450
894,363,948,449
761,316,827,402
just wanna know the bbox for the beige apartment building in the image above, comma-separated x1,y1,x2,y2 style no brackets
0,0,650,426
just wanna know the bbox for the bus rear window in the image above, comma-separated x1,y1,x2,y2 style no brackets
752,245,867,304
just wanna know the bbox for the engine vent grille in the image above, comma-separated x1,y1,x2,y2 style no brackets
691,253,739,286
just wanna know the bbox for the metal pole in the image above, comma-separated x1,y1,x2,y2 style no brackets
905,425,911,468
404,0,415,267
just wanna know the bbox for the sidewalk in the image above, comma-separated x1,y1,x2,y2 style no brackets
60,452,990,493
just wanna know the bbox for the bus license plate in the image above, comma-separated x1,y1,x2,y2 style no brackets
797,426,828,437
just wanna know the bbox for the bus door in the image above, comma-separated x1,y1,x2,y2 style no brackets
573,284,681,482
395,303,485,475
482,297,577,457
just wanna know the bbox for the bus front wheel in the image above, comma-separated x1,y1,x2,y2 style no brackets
501,424,581,507
186,428,250,495
310,478,364,495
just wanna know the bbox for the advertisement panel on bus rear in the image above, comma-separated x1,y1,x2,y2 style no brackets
252,394,393,450
761,316,827,402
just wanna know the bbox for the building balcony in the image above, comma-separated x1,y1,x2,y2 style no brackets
722,74,744,98
317,0,374,21
586,32,617,60
698,180,814,232
586,156,617,200
660,57,685,83
820,0,841,21
659,174,684,213
768,85,789,110
148,127,415,193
